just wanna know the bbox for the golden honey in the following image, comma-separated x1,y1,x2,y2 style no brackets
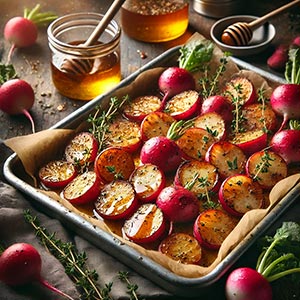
47,13,121,101
121,0,189,42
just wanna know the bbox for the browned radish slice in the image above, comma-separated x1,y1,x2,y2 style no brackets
122,203,167,244
194,112,227,141
229,129,268,157
62,171,102,205
223,76,257,106
122,95,162,122
246,150,288,189
164,90,201,120
174,160,219,196
39,160,77,189
205,141,247,179
94,180,138,220
64,132,98,167
94,147,135,183
129,163,166,203
176,127,216,160
193,209,238,250
219,174,264,217
241,103,278,132
140,111,175,141
159,233,202,265
105,117,142,153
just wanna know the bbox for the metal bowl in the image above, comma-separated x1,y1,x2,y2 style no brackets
210,15,276,57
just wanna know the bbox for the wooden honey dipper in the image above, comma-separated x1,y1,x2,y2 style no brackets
221,0,300,46
61,0,125,75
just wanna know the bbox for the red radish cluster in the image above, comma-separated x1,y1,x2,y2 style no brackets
0,243,75,300
4,4,57,63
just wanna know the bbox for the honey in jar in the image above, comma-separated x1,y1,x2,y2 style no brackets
121,0,189,42
47,13,121,101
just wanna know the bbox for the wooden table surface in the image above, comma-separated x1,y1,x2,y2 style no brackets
1,0,299,140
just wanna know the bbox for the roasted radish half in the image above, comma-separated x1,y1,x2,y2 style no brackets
94,147,135,183
223,76,257,107
129,163,166,203
164,90,201,120
156,185,199,223
38,160,77,189
246,150,288,189
64,132,99,167
176,127,216,161
193,209,238,250
200,95,233,125
94,180,138,220
62,171,102,205
159,233,202,265
174,160,219,197
229,129,268,157
205,141,247,179
194,112,227,141
123,203,168,244
219,174,264,217
123,95,162,122
105,117,142,153
140,111,175,141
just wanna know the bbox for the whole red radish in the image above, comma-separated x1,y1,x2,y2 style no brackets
4,4,57,62
292,35,300,48
0,78,36,133
156,185,199,223
158,67,195,105
270,120,300,164
270,48,300,131
140,120,193,173
267,44,289,71
225,267,272,300
0,242,75,300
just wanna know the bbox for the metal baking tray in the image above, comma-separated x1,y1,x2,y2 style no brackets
3,45,300,297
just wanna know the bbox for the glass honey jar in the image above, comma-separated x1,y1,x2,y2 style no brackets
121,0,189,43
47,13,121,101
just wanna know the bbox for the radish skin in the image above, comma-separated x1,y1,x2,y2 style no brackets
0,79,36,133
0,243,75,300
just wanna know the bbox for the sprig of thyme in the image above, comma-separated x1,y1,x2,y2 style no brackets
253,150,275,182
118,271,144,300
24,209,111,300
199,52,230,98
88,96,129,152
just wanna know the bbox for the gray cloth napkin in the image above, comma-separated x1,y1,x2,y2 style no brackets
0,141,176,300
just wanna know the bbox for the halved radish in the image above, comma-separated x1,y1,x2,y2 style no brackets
223,76,257,107
174,160,219,196
62,171,102,205
64,132,99,167
105,117,142,152
122,203,168,244
94,147,135,183
241,103,278,132
140,111,175,141
229,129,268,157
38,160,77,189
122,95,162,122
205,141,247,179
156,185,199,223
94,180,138,220
193,209,238,250
164,90,201,120
194,112,227,141
176,127,216,161
246,150,288,189
129,163,166,203
159,233,202,265
200,95,233,125
219,174,264,217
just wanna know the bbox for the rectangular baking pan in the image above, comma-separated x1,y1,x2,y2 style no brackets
3,45,300,297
